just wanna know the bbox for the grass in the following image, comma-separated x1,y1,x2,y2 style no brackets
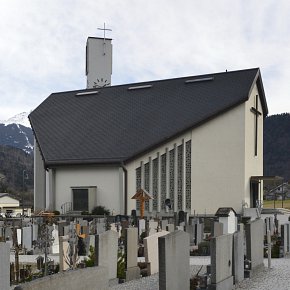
263,199,290,210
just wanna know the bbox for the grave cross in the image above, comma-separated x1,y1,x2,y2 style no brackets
250,95,262,156
97,22,112,55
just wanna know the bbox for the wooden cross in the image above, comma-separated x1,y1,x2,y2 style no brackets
250,95,262,156
98,23,112,55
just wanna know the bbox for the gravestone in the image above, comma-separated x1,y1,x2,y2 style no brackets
185,224,195,245
0,242,10,290
59,235,70,271
125,227,140,281
166,224,175,233
148,220,158,236
32,223,38,241
215,207,237,234
58,221,68,237
287,224,290,253
138,219,146,236
232,224,244,284
208,234,233,290
95,230,119,280
50,224,59,254
159,231,189,290
211,221,223,238
17,228,22,246
281,224,288,256
161,219,168,230
22,226,32,251
245,219,264,272
195,223,204,245
144,230,169,275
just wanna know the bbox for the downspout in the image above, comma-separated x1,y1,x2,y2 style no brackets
121,164,128,215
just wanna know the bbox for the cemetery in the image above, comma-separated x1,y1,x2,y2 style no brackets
0,206,290,290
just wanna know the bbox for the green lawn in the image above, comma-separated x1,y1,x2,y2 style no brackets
263,199,290,209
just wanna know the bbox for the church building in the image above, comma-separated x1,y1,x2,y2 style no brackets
29,37,268,216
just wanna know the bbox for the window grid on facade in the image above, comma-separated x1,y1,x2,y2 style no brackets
136,167,141,210
152,158,158,210
169,149,175,210
185,140,191,209
177,144,183,211
144,162,150,211
161,154,167,210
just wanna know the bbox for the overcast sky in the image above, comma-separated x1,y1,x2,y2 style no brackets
0,0,289,120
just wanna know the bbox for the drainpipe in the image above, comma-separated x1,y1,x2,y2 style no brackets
121,164,128,215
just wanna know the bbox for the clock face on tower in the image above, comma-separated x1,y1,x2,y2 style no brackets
93,78,111,88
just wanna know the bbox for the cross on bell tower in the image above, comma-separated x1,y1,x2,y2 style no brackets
250,95,262,156
97,22,112,55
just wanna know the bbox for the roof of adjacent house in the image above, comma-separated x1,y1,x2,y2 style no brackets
29,68,267,167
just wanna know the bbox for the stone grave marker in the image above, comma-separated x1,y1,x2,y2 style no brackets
195,223,204,246
58,221,68,237
215,207,237,234
148,220,158,236
138,219,146,236
0,242,10,290
211,221,224,237
50,224,59,254
208,233,233,290
232,224,244,285
17,228,22,246
245,219,264,273
287,223,290,253
161,219,168,230
5,227,12,240
185,224,195,245
166,224,175,232
281,224,288,256
144,230,169,275
95,230,119,280
22,226,33,251
125,227,140,281
59,235,70,271
32,223,38,241
159,231,190,290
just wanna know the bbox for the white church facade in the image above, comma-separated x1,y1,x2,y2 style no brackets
29,37,268,216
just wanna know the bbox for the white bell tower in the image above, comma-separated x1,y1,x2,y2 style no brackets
86,24,112,89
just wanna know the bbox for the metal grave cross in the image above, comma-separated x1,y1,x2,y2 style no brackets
250,95,262,156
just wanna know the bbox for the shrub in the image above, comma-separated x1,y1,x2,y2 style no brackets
91,206,110,215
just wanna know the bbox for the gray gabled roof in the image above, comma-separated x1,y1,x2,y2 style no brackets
29,68,267,167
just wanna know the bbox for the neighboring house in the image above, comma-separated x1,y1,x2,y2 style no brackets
0,193,20,216
29,67,268,216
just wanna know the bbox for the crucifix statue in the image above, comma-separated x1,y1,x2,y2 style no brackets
97,22,112,55
250,95,262,156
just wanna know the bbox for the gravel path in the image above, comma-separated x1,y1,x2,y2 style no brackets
110,257,290,290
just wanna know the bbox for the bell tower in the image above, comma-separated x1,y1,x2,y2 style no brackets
86,24,112,89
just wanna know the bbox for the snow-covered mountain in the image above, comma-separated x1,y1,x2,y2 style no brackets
0,112,31,128
0,112,33,154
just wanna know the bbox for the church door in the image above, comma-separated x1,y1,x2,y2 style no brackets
250,181,259,208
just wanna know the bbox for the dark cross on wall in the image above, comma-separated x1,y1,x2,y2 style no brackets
250,95,262,156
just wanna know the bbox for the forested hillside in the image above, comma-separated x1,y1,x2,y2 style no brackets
0,145,33,202
264,113,290,182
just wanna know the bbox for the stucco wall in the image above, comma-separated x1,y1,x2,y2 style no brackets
34,140,46,211
54,165,122,214
190,103,246,214
244,84,264,207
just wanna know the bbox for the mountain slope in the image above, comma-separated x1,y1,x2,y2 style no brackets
0,112,33,154
264,113,290,182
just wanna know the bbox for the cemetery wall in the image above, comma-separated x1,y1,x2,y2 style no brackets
15,266,108,290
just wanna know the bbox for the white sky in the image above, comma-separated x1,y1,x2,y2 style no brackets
0,0,289,120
